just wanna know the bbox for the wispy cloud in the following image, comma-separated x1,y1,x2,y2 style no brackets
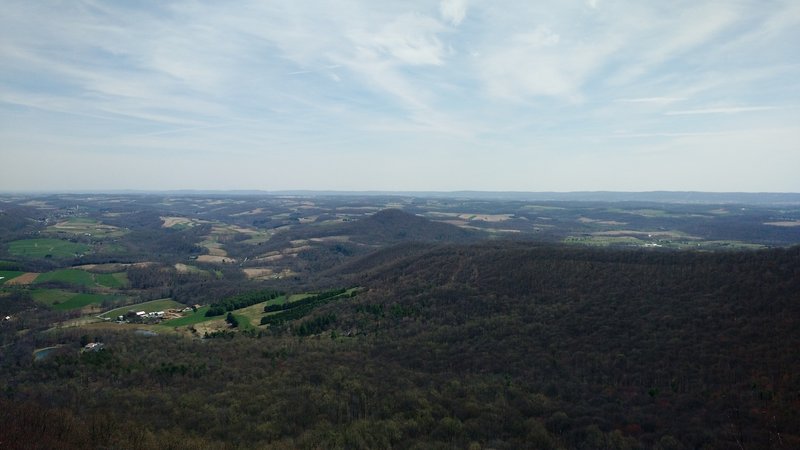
355,13,448,66
0,0,798,191
616,97,685,104
665,106,781,115
440,0,467,26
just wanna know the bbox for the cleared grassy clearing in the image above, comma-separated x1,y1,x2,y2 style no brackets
95,272,127,288
96,242,127,254
8,239,89,259
0,271,24,285
174,263,208,275
99,298,184,319
196,255,236,263
201,239,227,257
75,263,131,272
287,293,313,302
35,269,95,287
160,216,198,228
238,231,273,245
47,217,126,238
242,267,273,279
233,295,287,327
29,288,116,310
233,313,255,331
53,293,113,311
260,288,358,327
30,289,74,306
113,272,128,285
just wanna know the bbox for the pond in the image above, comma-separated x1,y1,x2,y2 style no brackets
33,346,61,362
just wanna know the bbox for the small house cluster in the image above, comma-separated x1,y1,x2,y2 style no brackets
83,342,105,352
117,310,166,324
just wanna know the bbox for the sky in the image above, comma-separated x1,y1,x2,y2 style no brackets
1,0,799,193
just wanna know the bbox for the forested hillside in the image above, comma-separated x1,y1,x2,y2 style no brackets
2,243,798,449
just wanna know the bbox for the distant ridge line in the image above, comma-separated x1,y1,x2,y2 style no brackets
2,190,800,205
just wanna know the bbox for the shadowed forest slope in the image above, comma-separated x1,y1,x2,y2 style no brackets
1,243,798,449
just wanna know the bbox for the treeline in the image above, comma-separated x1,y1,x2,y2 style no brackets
126,264,218,291
125,263,258,306
205,289,284,317
264,288,348,312
260,288,355,326
294,313,336,336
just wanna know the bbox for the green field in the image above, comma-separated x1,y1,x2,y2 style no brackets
33,269,128,288
233,313,255,331
99,298,184,319
8,239,90,259
160,306,213,327
0,271,24,285
233,295,287,327
30,289,117,310
31,289,76,306
96,272,128,288
52,293,113,311
97,242,127,254
238,231,273,245
47,217,127,238
288,293,314,302
35,269,96,287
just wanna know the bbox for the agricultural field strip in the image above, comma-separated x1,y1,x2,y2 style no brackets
590,230,700,239
29,288,121,311
426,212,514,222
52,293,119,311
0,271,24,284
47,217,126,237
6,272,41,286
33,268,127,288
764,221,800,227
8,238,90,258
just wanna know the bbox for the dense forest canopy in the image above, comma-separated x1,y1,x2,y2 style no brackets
0,193,798,449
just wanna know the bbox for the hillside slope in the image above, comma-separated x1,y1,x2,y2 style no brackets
2,244,798,449
325,243,800,448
